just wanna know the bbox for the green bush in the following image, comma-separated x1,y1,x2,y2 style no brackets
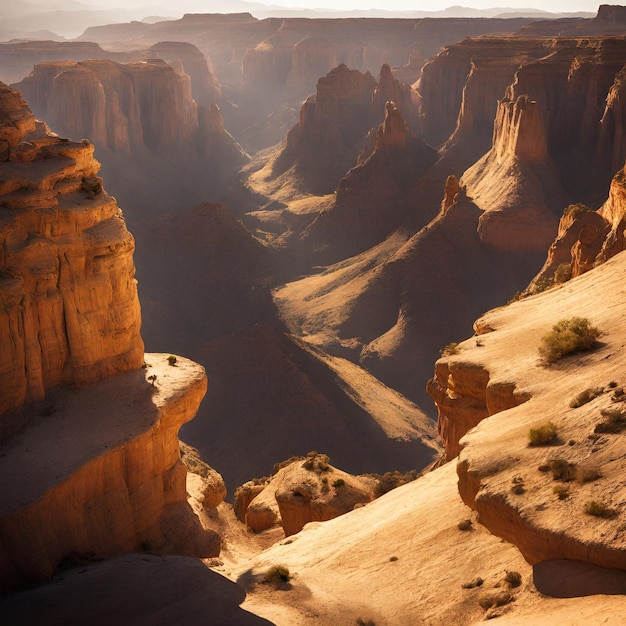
528,421,558,446
553,485,569,500
504,571,522,588
167,355,177,365
332,478,345,488
539,317,601,364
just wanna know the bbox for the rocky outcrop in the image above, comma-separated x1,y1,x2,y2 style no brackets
443,249,626,571
527,163,626,292
462,95,563,253
236,453,375,536
371,64,421,134
0,356,216,587
416,38,548,149
300,100,438,263
598,65,626,174
0,41,114,85
0,83,144,418
16,59,199,154
427,358,530,459
14,59,248,220
142,41,222,108
271,64,378,194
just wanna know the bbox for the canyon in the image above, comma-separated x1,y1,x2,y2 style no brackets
1,4,626,625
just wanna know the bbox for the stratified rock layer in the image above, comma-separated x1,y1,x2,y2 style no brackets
0,82,144,418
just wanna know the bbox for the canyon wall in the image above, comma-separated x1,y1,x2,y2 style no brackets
0,83,214,587
16,59,199,155
462,94,563,253
14,58,248,219
0,83,144,418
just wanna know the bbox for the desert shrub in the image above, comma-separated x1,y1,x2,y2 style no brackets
372,469,420,497
569,387,603,408
528,422,558,446
504,571,522,588
389,556,398,562
457,519,473,531
510,476,525,495
547,458,577,481
595,408,626,434
440,342,459,356
478,590,513,610
553,485,570,500
167,354,177,365
265,564,291,583
81,138,91,146
539,317,601,364
302,451,330,473
332,478,345,488
584,500,614,518
462,577,483,589
273,455,305,474
553,263,572,284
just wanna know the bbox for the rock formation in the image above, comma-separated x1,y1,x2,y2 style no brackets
300,100,438,263
526,161,626,293
0,41,114,85
0,83,143,417
271,64,378,194
236,453,375,536
14,58,248,219
430,247,626,572
462,94,564,253
16,59,198,154
0,83,214,587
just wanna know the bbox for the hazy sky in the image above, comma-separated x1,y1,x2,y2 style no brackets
256,0,599,11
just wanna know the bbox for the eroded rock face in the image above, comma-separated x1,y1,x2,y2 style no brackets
17,59,199,154
446,250,626,572
272,63,378,194
462,95,563,253
528,163,626,291
301,100,437,263
0,82,144,418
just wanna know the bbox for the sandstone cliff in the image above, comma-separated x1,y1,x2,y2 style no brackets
0,83,214,588
73,14,533,151
14,59,248,219
0,82,143,418
462,95,564,253
0,356,215,587
526,163,626,293
271,64,378,194
429,248,626,572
